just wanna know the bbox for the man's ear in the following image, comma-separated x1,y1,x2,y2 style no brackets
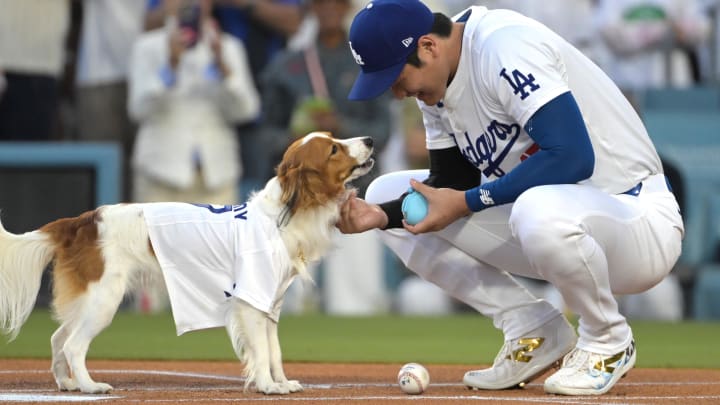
418,35,438,57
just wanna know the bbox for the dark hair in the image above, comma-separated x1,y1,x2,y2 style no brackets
406,13,453,67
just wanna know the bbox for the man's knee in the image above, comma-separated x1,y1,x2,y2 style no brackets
365,169,429,204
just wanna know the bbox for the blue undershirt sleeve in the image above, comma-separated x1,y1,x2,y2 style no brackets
464,91,595,212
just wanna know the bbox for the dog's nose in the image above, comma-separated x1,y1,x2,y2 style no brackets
363,137,374,148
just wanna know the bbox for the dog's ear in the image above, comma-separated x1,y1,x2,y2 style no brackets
278,166,314,208
276,161,302,213
276,160,331,217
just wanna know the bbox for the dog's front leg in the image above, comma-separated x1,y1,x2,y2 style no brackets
267,319,303,392
226,300,290,394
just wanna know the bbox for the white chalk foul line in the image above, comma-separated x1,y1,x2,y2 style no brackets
2,369,720,403
0,369,245,382
2,369,720,388
0,393,121,402
36,394,719,404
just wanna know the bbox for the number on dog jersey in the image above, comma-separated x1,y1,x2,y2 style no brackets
192,203,248,220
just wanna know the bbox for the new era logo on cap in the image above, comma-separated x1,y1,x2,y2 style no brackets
349,42,364,65
347,0,434,100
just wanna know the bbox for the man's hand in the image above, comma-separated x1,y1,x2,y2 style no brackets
207,20,230,78
402,179,471,234
337,190,388,234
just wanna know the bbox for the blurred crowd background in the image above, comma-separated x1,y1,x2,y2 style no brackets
1,0,719,320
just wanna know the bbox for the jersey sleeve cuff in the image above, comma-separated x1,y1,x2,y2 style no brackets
159,64,177,88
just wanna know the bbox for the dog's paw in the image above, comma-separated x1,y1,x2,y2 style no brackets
257,382,291,395
80,382,113,394
56,377,79,392
284,380,303,393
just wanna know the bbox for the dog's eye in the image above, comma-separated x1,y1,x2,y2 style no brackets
331,144,338,155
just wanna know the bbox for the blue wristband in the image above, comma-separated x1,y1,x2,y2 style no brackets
464,186,491,212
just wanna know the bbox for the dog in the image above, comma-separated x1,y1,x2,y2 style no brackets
0,132,374,395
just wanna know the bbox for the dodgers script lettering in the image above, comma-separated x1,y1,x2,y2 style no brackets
452,121,522,178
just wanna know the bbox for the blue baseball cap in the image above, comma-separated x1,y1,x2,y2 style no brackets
347,0,434,100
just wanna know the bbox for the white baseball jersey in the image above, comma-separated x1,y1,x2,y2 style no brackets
143,202,292,335
367,6,684,354
422,6,662,193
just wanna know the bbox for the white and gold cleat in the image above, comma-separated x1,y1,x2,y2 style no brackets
544,340,636,395
463,314,577,390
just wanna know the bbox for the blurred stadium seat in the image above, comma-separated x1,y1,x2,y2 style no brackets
0,142,121,212
639,86,720,111
692,194,720,319
0,141,121,307
642,109,720,267
643,110,720,147
641,90,720,318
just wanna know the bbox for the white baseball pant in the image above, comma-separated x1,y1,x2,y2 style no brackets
366,170,684,355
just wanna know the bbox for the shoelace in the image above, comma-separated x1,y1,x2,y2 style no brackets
494,341,512,365
562,348,592,370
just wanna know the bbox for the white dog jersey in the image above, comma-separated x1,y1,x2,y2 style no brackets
143,202,292,335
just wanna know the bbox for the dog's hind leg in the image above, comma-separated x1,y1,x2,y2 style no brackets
62,276,126,394
51,323,78,391
267,319,302,392
226,299,290,395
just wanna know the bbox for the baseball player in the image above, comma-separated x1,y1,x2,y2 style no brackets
338,0,684,396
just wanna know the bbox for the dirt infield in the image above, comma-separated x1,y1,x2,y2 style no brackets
1,359,719,404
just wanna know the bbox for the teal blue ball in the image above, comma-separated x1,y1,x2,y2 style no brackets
401,191,428,225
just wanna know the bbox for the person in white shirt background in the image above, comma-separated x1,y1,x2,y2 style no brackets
127,0,260,312
0,0,69,141
74,0,147,201
593,0,711,104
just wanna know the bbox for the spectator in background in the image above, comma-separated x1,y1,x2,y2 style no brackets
127,0,260,311
593,0,711,321
698,0,720,82
259,0,393,314
259,0,392,195
214,0,303,80
486,0,597,57
0,0,70,141
138,0,304,200
74,0,147,201
593,0,711,106
212,0,305,200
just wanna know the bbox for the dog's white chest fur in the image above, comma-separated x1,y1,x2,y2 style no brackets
142,202,293,334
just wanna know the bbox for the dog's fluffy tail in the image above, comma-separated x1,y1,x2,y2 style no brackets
0,218,55,340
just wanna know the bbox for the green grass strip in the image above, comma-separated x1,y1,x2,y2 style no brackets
1,310,718,368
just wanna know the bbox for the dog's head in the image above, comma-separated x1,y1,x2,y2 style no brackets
276,132,374,216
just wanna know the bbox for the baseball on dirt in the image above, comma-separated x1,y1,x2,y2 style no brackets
397,362,430,394
401,190,428,225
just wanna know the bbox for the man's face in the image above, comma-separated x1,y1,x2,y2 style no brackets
389,44,448,106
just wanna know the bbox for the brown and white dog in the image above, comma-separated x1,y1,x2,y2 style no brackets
0,132,374,395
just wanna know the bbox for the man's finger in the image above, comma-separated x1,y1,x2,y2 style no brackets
409,178,430,196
